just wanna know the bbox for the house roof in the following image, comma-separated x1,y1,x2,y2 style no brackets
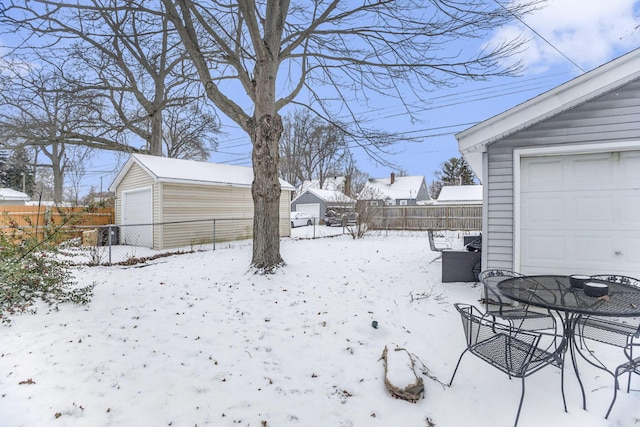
292,188,355,205
436,185,482,204
110,154,295,191
298,176,346,193
361,175,428,201
0,188,30,202
456,47,640,178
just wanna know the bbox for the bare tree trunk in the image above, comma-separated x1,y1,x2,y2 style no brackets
249,113,284,271
149,111,163,156
52,161,64,204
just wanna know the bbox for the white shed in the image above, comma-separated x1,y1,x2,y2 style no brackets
109,154,294,249
0,188,30,206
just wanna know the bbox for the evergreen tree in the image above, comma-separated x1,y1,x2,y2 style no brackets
431,157,477,198
2,148,35,195
0,151,8,187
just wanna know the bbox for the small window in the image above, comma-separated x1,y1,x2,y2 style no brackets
399,200,408,206
370,201,379,207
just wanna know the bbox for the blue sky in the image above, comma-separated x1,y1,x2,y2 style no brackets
53,0,640,194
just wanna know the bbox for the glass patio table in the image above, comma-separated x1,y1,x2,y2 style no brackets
497,275,640,412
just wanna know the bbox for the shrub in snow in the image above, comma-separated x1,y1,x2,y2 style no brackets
0,214,94,323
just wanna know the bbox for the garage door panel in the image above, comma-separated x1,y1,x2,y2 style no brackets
621,151,640,184
573,235,615,262
573,195,614,227
620,236,640,265
570,154,614,189
521,194,565,227
619,191,640,226
521,233,565,263
521,158,564,191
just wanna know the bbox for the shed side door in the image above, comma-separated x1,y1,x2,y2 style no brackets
520,151,640,277
121,187,153,248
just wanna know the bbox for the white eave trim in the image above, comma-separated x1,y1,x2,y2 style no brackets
457,48,640,155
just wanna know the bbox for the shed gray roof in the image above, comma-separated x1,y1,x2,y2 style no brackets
291,188,355,204
110,154,295,191
456,47,640,177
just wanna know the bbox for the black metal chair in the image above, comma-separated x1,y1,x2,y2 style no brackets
605,341,640,418
478,269,557,332
449,303,564,426
576,274,640,413
427,229,451,264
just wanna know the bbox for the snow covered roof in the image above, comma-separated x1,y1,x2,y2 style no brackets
436,185,482,204
298,176,346,193
361,175,427,201
457,48,640,178
0,188,30,202
110,154,295,191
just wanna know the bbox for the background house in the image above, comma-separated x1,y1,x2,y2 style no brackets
296,176,349,195
109,154,294,249
290,188,355,221
0,188,30,206
457,48,640,278
436,185,482,205
360,173,430,206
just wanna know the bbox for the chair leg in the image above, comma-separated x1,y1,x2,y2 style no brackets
605,375,620,419
514,377,526,427
448,350,468,386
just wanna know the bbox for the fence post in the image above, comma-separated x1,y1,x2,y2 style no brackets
212,219,216,250
107,224,113,266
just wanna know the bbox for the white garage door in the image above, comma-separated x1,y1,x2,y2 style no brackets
296,203,320,222
520,151,640,276
121,187,153,248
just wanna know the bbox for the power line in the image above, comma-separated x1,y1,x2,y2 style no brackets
493,0,585,73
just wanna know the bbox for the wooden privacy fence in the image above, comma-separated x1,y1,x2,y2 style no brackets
373,204,482,231
0,205,114,241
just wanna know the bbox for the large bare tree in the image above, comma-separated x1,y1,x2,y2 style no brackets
161,0,537,271
1,0,539,271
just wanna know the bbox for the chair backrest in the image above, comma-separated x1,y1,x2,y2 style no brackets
427,229,450,252
453,303,544,377
478,269,524,282
478,269,524,310
591,274,640,288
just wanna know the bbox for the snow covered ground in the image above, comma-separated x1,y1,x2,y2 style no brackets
0,229,637,426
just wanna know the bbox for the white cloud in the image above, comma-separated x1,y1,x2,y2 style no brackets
491,0,640,74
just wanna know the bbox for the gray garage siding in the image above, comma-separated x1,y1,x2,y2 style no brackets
484,78,640,271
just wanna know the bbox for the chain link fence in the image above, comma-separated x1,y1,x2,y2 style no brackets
73,218,255,265
70,217,351,265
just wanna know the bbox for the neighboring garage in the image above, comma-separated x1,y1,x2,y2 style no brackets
290,188,355,223
110,154,295,249
457,47,640,278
